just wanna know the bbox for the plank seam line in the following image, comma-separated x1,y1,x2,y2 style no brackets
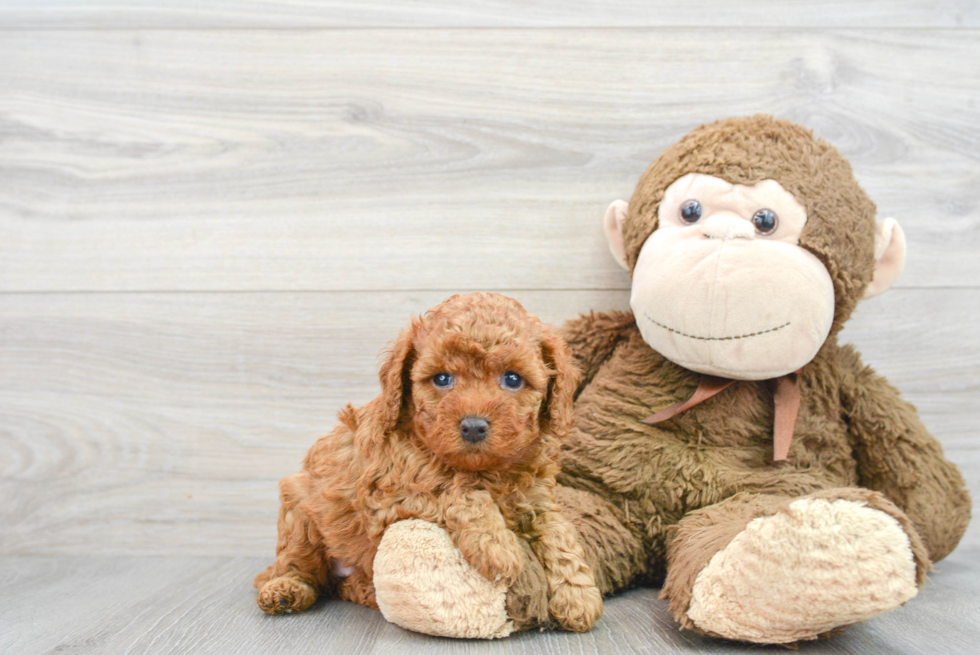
0,26,978,32
0,285,969,296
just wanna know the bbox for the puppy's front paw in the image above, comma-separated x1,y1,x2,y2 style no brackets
549,583,603,633
469,538,524,587
256,576,317,615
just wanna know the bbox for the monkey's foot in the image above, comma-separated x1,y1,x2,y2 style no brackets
373,519,513,639
686,497,919,644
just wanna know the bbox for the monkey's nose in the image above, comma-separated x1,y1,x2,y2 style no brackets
459,417,490,443
700,214,755,240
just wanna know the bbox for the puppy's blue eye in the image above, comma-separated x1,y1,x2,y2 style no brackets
432,373,454,389
501,372,524,390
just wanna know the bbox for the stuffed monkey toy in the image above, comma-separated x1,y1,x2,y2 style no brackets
372,115,971,644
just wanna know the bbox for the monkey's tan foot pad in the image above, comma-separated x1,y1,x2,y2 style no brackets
686,498,918,644
256,576,317,614
374,519,513,639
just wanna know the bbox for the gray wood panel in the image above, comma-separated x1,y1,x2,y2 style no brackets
1,552,977,655
0,1,977,29
1,289,977,557
1,30,978,292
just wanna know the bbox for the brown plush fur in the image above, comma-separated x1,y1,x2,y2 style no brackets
550,116,971,640
254,293,602,632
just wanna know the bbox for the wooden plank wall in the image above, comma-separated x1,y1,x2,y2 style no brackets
1,2,977,562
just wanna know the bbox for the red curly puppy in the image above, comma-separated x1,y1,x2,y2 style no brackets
254,293,602,632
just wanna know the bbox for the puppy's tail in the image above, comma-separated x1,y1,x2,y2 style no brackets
338,403,359,431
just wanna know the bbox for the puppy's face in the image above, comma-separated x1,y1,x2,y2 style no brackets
377,293,578,472
410,332,551,472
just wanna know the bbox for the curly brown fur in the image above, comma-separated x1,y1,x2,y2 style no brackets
254,293,601,631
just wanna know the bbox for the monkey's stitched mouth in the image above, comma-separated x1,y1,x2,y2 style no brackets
643,313,790,341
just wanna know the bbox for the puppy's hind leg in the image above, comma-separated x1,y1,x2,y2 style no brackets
255,475,330,614
337,566,379,610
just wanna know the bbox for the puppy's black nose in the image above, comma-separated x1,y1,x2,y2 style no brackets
459,417,489,443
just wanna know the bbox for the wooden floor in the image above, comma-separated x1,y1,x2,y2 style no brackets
1,2,978,653
3,548,979,655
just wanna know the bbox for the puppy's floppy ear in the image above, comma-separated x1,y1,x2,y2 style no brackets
378,320,418,432
539,325,580,436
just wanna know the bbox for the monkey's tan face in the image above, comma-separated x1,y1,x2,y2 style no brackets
630,173,835,380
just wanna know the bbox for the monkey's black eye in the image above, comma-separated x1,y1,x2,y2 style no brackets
752,208,778,235
680,199,703,224
501,371,524,390
432,372,454,389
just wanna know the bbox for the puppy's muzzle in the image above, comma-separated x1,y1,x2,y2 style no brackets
459,417,490,443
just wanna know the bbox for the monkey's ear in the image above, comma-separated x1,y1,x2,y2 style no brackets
863,217,906,299
603,200,630,271
377,322,418,432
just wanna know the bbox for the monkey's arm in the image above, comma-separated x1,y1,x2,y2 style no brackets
838,344,971,562
559,311,636,396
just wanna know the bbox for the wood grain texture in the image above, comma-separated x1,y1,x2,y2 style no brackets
1,29,978,292
1,551,977,654
1,289,977,557
0,1,977,29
